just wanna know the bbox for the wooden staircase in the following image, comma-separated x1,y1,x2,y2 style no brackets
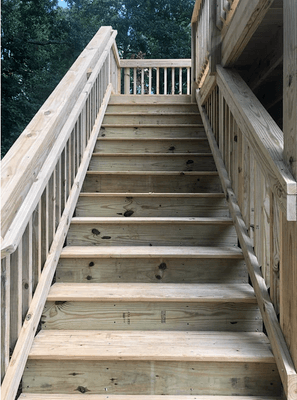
20,95,282,399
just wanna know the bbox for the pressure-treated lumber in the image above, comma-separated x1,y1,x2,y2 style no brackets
283,0,297,180
99,125,206,138
216,65,297,220
103,114,202,125
46,282,256,303
197,91,297,400
67,217,237,247
88,153,216,172
106,104,198,113
28,330,275,362
76,193,228,218
95,138,211,153
221,0,274,66
120,59,191,68
19,396,282,400
109,95,193,104
60,245,243,259
82,171,223,193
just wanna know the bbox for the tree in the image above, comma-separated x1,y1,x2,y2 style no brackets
1,0,195,156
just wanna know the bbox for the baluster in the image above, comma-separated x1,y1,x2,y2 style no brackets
187,67,190,95
149,67,152,94
1,255,10,380
156,68,160,95
164,68,167,95
10,244,22,349
22,220,32,323
141,68,144,95
133,68,137,94
172,68,175,94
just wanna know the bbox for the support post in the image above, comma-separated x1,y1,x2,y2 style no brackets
281,0,297,372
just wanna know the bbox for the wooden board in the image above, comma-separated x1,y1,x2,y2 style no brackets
28,330,274,362
67,217,237,247
88,154,216,172
23,359,281,395
106,104,198,114
109,94,193,104
19,395,283,400
42,301,260,332
75,193,229,218
82,172,223,193
99,126,206,138
94,138,211,154
102,114,202,125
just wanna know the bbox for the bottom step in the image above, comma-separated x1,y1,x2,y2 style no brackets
20,395,282,400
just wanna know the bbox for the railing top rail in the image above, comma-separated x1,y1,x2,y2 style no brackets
120,59,191,68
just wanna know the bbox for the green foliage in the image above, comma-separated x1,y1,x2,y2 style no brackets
1,0,194,156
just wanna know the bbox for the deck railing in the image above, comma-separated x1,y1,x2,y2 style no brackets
120,59,191,95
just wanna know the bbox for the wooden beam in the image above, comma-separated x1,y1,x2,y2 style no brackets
248,27,283,91
216,65,297,221
283,0,297,180
209,0,221,74
222,0,275,67
197,92,297,400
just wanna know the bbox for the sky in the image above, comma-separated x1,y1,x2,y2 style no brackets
58,0,68,8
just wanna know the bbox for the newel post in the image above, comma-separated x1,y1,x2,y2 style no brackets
280,0,297,372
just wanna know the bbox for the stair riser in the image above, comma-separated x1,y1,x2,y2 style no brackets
67,223,237,247
42,301,261,332
23,360,281,396
88,155,216,172
106,105,198,113
100,126,206,138
103,115,202,125
94,139,211,154
109,95,193,104
75,196,229,218
82,174,223,193
56,258,247,284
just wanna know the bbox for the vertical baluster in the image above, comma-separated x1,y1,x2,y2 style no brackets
45,185,50,256
22,220,32,325
262,179,271,286
164,68,167,95
1,255,10,380
48,175,55,250
55,160,61,229
237,127,243,210
141,68,144,95
172,68,175,94
133,68,137,94
40,191,47,270
68,137,72,195
179,68,182,95
156,68,160,95
72,128,76,182
148,67,152,95
187,67,190,95
31,204,40,291
249,152,255,242
242,138,250,229
219,91,224,154
10,244,22,350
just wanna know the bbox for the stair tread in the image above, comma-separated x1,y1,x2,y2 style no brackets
97,137,207,141
60,245,243,258
86,170,219,175
71,217,233,224
47,283,256,302
105,112,200,116
28,331,274,362
102,124,203,127
91,153,213,156
19,395,281,399
79,193,225,197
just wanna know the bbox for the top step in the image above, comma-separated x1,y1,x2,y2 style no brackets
20,395,282,399
109,95,193,104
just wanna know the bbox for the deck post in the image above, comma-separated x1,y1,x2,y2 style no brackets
281,0,297,372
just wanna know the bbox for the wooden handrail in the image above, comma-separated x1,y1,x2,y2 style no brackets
120,59,191,68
